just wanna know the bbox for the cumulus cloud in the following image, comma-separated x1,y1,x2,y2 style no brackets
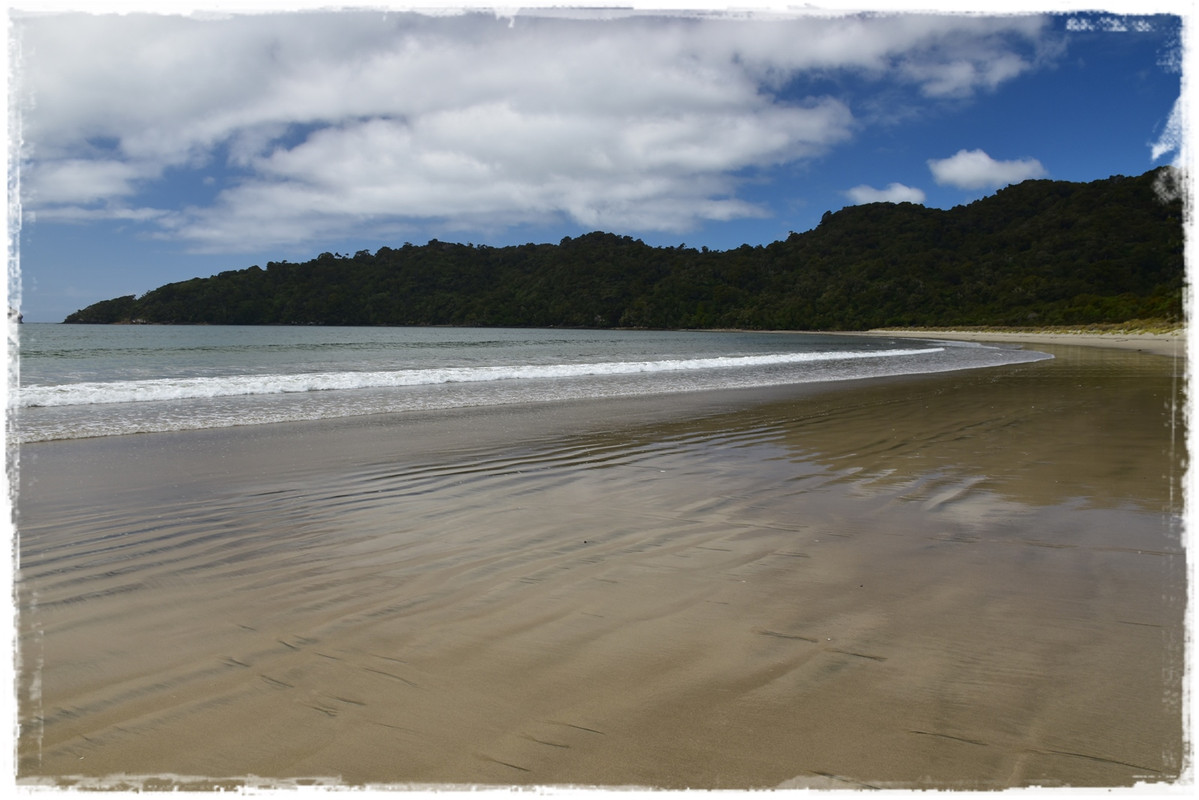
23,159,152,206
14,10,1054,251
844,182,927,205
927,148,1048,190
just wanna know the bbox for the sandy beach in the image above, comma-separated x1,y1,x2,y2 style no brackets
13,337,1187,790
862,328,1187,357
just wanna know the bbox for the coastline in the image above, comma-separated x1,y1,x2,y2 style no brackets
853,327,1186,357
14,341,1187,789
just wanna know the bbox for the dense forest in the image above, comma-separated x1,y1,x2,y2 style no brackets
65,167,1185,329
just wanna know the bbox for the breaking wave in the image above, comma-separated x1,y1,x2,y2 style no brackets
20,347,942,408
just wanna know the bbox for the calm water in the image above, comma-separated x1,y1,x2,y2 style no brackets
12,324,1050,442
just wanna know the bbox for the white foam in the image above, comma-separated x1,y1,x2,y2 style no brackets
18,347,942,408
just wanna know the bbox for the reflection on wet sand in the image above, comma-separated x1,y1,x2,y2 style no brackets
15,345,1185,789
739,343,1183,511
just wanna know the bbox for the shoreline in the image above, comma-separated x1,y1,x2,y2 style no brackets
853,327,1186,357
9,326,1180,448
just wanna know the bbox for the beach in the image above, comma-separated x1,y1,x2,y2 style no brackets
861,328,1187,357
13,335,1187,790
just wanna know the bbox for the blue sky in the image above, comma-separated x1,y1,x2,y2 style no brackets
7,1,1188,322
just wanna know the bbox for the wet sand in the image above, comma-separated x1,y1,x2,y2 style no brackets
13,343,1187,790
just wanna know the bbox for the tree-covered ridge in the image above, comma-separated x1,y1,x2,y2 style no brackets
64,168,1185,329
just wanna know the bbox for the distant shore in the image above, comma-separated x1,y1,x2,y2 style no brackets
851,327,1186,358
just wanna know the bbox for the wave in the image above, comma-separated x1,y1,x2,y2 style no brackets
19,347,941,408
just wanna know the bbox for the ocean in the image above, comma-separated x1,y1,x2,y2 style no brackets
12,324,1050,443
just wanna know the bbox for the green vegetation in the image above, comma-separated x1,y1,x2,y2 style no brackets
64,168,1185,329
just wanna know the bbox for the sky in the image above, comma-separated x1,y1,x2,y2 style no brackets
4,1,1190,322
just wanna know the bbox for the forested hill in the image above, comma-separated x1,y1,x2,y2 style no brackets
65,167,1185,329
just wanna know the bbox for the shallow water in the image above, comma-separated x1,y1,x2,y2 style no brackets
14,324,1046,441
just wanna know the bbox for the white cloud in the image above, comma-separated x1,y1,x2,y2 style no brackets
845,183,927,205
1150,95,1182,163
14,10,1054,250
31,205,172,224
23,158,150,205
927,148,1048,190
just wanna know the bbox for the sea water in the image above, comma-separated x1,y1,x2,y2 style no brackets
11,324,1050,442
